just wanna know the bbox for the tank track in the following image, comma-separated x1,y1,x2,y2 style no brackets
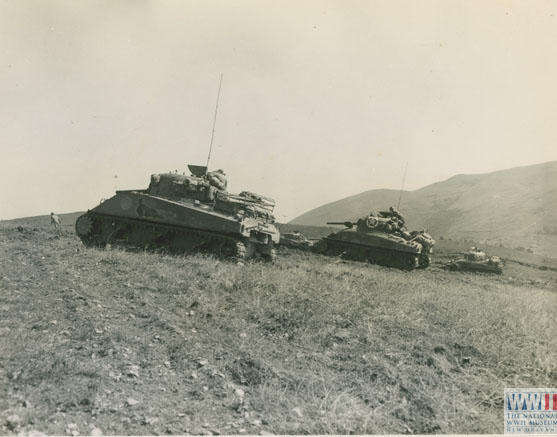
75,212,271,262
323,237,419,270
262,248,277,263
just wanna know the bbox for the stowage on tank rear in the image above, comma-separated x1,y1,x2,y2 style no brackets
75,166,280,262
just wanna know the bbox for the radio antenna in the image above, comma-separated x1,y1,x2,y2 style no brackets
396,161,408,209
206,73,223,172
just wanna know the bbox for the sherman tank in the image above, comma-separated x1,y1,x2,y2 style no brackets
314,211,435,270
75,165,280,261
279,231,314,250
447,247,503,274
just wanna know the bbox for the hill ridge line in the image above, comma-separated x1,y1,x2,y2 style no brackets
289,161,557,243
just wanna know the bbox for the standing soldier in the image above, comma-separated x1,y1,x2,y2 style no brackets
389,206,405,225
50,212,62,229
206,169,228,190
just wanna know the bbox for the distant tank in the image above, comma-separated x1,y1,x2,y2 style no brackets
75,165,280,261
279,231,314,250
447,247,503,274
314,212,435,270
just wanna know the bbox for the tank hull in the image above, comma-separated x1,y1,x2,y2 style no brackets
75,191,278,261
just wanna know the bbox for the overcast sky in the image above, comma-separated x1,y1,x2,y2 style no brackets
1,0,556,222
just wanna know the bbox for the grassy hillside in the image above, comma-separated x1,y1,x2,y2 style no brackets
0,224,555,435
290,161,557,249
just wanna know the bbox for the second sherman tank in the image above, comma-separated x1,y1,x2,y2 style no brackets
446,247,503,274
314,208,435,270
279,231,314,250
75,165,280,261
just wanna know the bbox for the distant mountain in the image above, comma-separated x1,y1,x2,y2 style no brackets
290,161,557,240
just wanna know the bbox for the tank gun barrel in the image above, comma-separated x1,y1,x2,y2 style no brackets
327,221,357,229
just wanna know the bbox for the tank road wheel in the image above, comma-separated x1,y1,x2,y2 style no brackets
366,252,377,265
75,214,93,241
311,239,328,254
418,254,431,269
100,220,121,247
349,248,367,262
218,240,237,258
325,244,344,257
402,254,418,270
219,240,246,262
262,248,277,263
75,214,108,248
